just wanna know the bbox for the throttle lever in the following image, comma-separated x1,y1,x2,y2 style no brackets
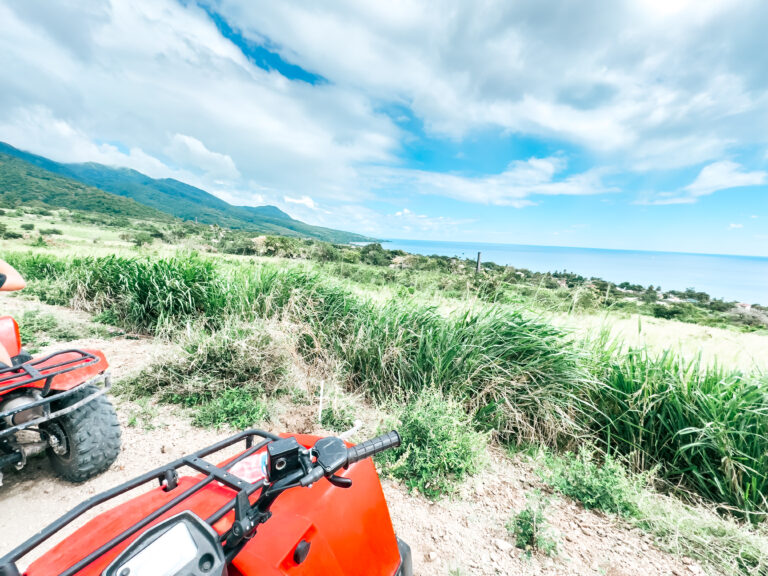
328,474,352,488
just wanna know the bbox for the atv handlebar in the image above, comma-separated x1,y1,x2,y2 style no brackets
299,430,401,487
347,430,401,466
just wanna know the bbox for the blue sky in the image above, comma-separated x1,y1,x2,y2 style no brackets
0,0,766,255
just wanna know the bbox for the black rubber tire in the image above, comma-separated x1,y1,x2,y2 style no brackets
45,385,121,482
396,537,413,576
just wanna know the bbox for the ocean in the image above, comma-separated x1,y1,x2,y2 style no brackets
382,239,768,305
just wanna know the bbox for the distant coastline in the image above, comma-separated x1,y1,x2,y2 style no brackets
381,238,768,305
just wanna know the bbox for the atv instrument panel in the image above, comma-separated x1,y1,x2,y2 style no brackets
103,511,225,576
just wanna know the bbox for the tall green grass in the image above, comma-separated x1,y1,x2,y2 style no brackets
8,250,768,517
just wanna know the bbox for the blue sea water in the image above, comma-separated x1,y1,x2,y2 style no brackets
382,239,768,305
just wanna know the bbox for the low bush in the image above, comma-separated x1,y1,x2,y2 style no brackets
320,403,355,432
536,446,768,575
377,389,488,499
539,447,644,517
507,491,558,556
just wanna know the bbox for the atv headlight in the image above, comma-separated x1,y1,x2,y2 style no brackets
103,512,225,576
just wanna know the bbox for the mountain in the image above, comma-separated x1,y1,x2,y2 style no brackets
0,142,373,243
0,152,169,220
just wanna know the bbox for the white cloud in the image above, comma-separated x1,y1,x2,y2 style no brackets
165,134,240,180
1,0,767,241
640,161,766,205
0,0,399,208
370,158,613,207
210,0,768,169
284,195,317,210
685,161,766,198
729,223,744,229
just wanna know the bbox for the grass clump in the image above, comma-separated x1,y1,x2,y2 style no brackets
507,491,558,556
320,404,355,433
117,319,288,425
18,309,82,352
377,389,488,499
540,447,644,517
589,345,768,517
192,388,269,429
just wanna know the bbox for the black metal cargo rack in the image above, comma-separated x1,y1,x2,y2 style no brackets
0,349,101,395
0,429,280,576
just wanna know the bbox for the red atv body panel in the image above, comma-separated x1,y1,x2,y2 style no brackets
0,315,108,395
0,316,22,358
25,434,401,576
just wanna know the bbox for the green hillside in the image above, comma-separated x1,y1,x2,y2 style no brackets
0,153,168,220
0,142,373,243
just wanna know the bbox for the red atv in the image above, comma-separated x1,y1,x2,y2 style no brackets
0,429,413,576
0,315,121,485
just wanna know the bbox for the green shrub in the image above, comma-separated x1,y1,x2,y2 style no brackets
20,223,34,231
320,404,355,432
539,447,644,517
39,228,63,235
377,389,488,499
507,491,557,556
192,388,269,429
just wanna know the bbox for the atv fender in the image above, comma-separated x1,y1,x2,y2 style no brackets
0,316,21,359
230,434,402,576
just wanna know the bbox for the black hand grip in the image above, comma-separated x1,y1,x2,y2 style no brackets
346,430,401,467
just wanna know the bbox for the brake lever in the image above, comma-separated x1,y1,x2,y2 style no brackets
327,474,352,489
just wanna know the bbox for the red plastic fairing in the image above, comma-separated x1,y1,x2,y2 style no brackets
0,316,22,359
231,434,401,576
24,435,402,576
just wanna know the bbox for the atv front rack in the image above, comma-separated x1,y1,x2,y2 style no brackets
0,430,280,576
0,349,101,395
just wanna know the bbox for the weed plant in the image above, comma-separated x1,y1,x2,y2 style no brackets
507,491,558,556
116,319,287,428
377,388,488,499
192,388,269,429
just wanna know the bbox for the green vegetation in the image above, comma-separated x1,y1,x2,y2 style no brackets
117,319,287,404
320,403,355,433
540,446,643,517
192,388,269,429
7,250,768,517
0,141,372,243
0,152,169,220
16,308,115,353
538,449,768,575
507,491,558,556
378,389,488,499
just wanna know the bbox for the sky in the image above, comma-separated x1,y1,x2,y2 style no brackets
0,0,766,256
